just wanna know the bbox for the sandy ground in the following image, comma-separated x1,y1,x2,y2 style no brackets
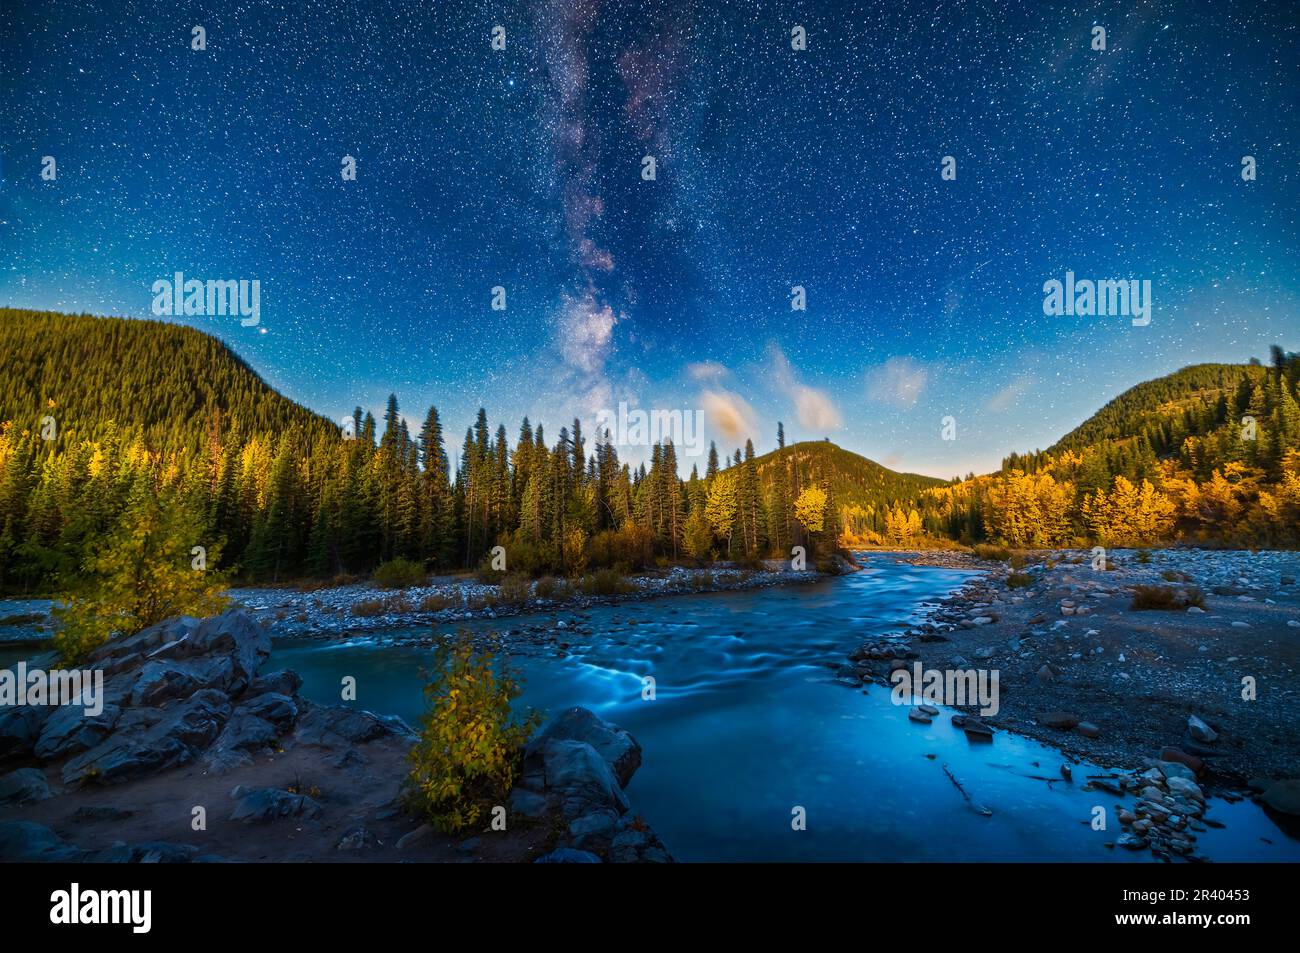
862,548,1300,785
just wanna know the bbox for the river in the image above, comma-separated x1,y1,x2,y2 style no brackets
265,557,1300,862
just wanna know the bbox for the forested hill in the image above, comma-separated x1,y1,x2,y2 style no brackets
751,440,945,511
0,308,339,453
1001,353,1300,483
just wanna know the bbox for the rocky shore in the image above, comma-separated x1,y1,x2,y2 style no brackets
845,547,1300,860
0,610,670,863
1,564,824,648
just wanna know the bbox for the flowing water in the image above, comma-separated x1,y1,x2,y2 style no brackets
266,558,1300,863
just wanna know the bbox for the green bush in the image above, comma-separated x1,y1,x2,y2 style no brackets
403,635,539,834
373,558,426,589
1006,572,1035,589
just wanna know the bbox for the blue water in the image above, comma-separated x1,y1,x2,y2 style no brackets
267,559,1300,862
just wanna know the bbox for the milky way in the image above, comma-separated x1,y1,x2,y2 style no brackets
1,0,1296,476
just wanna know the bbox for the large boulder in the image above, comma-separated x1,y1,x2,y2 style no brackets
0,705,52,763
294,703,412,750
523,738,629,817
34,701,123,762
0,821,85,862
0,767,54,806
62,689,231,786
530,706,642,787
230,787,323,823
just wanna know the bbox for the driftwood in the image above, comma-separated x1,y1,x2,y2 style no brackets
943,764,993,816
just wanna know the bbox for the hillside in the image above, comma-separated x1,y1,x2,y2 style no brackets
0,308,339,453
752,440,946,510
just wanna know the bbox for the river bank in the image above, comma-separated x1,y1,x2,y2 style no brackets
844,548,1300,857
0,611,670,863
0,562,828,648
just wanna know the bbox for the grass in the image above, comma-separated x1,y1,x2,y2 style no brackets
972,543,1011,562
1130,584,1205,611
578,568,635,596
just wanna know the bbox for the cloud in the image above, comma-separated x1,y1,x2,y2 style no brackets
865,356,929,407
701,389,759,444
770,345,842,430
685,361,728,382
987,374,1034,412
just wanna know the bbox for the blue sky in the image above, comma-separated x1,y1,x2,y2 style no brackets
2,0,1297,477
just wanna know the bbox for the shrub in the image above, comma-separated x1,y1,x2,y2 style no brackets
1131,585,1205,611
403,635,539,834
1006,572,1035,589
372,558,426,589
1161,569,1192,582
494,573,532,605
419,593,453,612
533,576,560,600
972,543,1011,562
578,568,634,596
54,491,228,664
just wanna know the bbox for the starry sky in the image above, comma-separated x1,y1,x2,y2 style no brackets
1,0,1297,477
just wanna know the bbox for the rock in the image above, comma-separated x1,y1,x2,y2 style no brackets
1288,620,1300,629
336,826,377,850
962,719,994,740
507,787,551,818
525,738,629,816
397,823,434,851
535,847,602,863
1187,715,1218,744
1186,606,1205,614
972,646,995,659
908,709,933,724
1117,832,1148,850
1035,664,1057,683
130,656,237,706
234,692,299,732
294,704,413,750
970,616,994,627
34,701,123,762
1167,776,1204,801
1076,722,1101,738
229,787,323,823
1037,711,1081,730
0,820,85,861
1159,747,1203,773
63,689,232,786
1261,779,1300,816
568,809,619,850
1157,761,1198,783
248,669,304,697
0,767,53,806
529,706,642,788
0,705,52,762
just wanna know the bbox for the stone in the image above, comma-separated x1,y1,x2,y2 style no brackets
63,689,232,786
1187,715,1218,744
396,823,434,851
1037,711,1081,730
1159,747,1203,773
1076,722,1101,738
229,787,323,823
1261,779,1300,816
34,701,123,762
336,826,377,850
0,767,53,806
530,706,642,788
0,820,85,861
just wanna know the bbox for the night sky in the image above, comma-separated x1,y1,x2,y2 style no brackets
1,0,1297,477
